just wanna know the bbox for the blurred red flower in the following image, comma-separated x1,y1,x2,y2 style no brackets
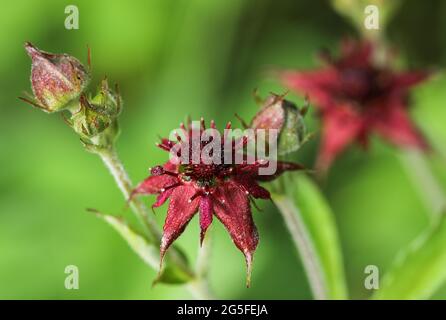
282,39,430,171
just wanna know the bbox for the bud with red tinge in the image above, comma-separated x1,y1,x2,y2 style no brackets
23,42,90,113
251,92,310,156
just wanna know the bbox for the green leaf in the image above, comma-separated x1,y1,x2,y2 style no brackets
92,209,194,285
373,214,446,299
272,174,348,299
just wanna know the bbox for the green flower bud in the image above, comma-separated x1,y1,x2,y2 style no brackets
69,79,122,141
22,42,90,113
251,93,310,156
88,78,122,116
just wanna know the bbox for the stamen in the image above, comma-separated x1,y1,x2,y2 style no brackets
243,136,249,145
200,117,205,130
156,143,170,152
174,131,182,142
162,182,182,192
163,170,179,177
150,166,164,176
189,191,202,203
186,115,192,128
178,124,188,139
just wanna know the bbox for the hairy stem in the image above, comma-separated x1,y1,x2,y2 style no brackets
186,232,214,300
189,228,214,299
187,279,215,300
272,194,327,300
196,228,213,279
98,148,160,239
399,149,446,220
97,147,215,299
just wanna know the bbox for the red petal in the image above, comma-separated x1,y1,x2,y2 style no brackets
132,161,178,195
214,181,259,287
371,98,428,150
282,69,339,110
133,175,176,195
392,71,430,90
255,161,305,181
338,39,373,68
160,185,199,263
317,104,363,172
153,189,174,208
276,161,306,173
234,176,270,199
238,161,304,181
199,195,213,245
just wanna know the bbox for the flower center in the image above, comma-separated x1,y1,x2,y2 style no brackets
339,67,390,107
180,163,232,185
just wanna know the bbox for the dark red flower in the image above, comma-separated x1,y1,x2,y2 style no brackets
281,39,430,171
133,119,303,286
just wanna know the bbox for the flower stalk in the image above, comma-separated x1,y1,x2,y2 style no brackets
399,149,446,219
21,42,214,299
187,229,214,300
250,93,332,299
272,193,327,300
96,145,215,298
97,147,160,239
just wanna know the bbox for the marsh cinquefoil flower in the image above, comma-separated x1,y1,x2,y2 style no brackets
133,119,303,285
282,39,430,171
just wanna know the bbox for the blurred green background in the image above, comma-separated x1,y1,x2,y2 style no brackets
1,0,446,299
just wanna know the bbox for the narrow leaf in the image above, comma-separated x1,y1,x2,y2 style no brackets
373,214,446,299
273,174,348,299
92,209,193,284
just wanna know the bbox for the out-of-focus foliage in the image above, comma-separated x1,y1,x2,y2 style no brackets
0,0,446,299
374,213,446,299
272,173,348,299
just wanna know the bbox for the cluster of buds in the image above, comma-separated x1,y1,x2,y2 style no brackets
70,79,121,146
21,42,122,149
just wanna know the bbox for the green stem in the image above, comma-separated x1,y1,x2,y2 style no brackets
187,279,215,300
399,149,446,220
272,194,327,300
98,148,160,239
189,228,214,299
195,228,213,279
96,147,215,299
188,234,214,300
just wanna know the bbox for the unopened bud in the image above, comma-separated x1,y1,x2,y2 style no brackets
70,79,122,140
251,93,309,156
23,42,90,113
